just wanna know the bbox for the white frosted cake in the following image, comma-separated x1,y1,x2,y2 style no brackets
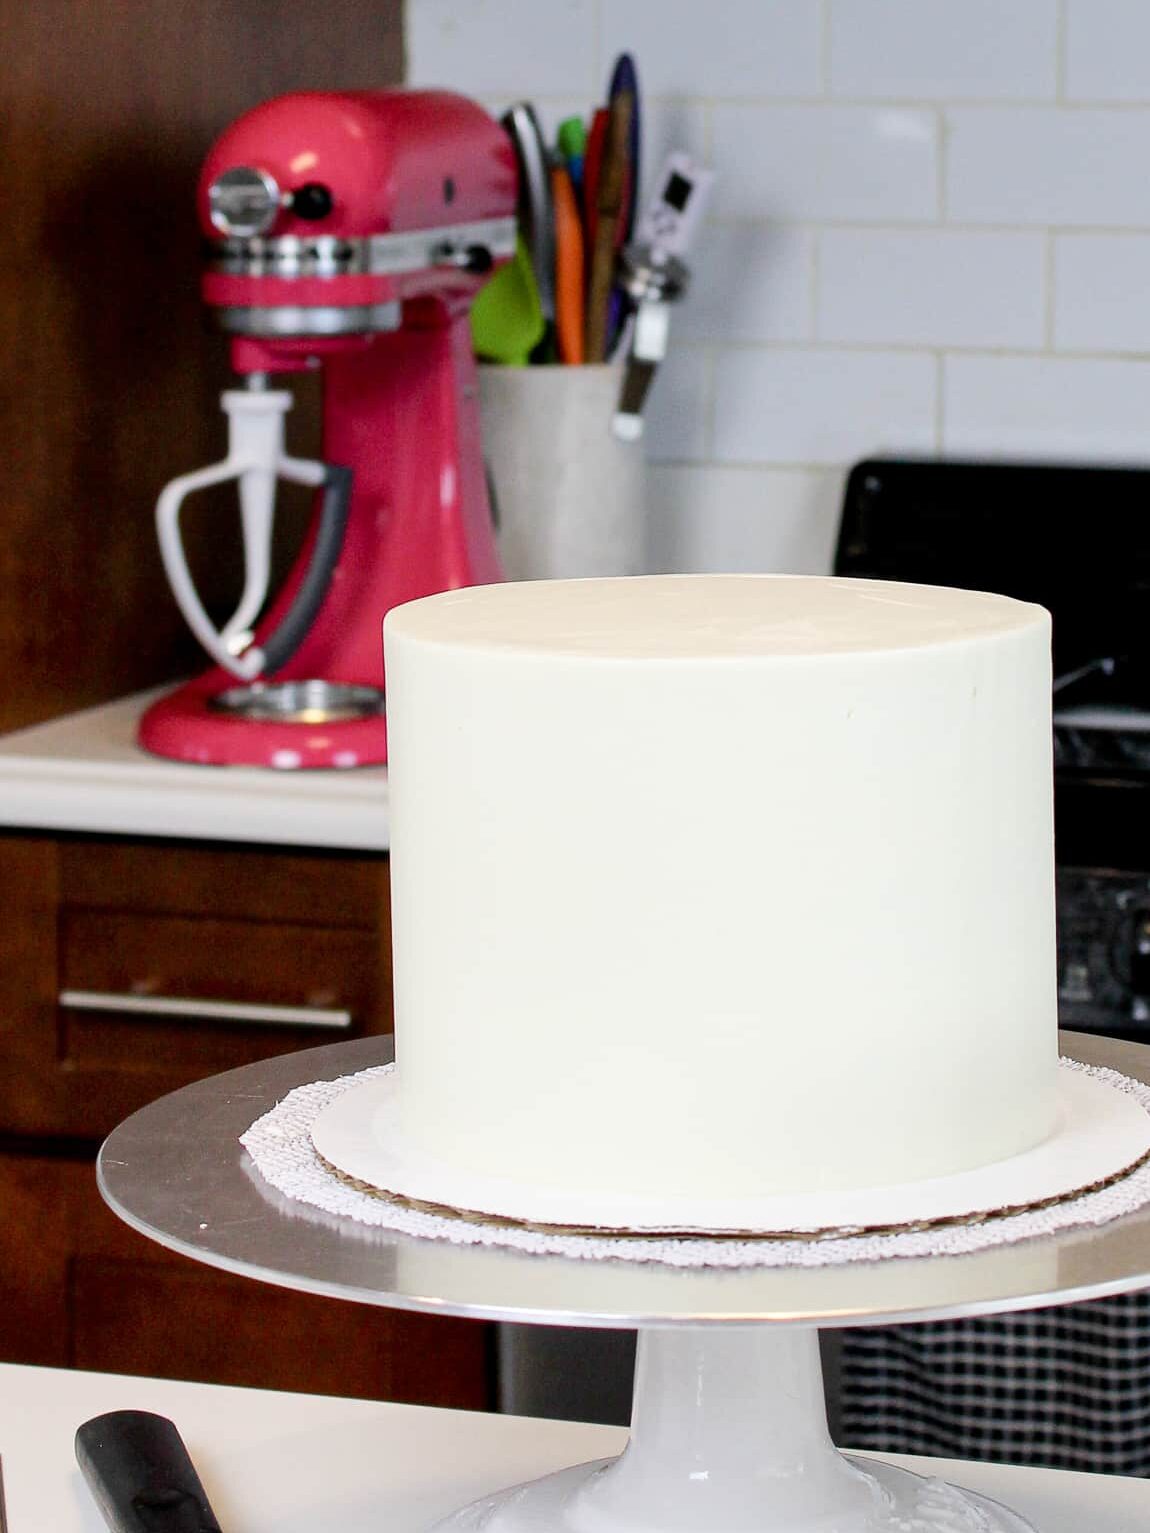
382,574,1059,1220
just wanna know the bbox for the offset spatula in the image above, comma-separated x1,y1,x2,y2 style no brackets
76,1412,223,1532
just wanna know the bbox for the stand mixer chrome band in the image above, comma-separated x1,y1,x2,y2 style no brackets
206,217,516,280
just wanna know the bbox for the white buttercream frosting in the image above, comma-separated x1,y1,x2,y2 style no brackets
383,575,1059,1213
388,573,1039,658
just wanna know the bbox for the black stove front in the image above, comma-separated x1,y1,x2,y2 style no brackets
835,457,1150,1043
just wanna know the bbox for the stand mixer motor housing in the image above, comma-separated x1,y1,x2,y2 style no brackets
138,90,517,769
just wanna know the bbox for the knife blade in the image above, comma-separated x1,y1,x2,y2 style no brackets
76,1411,223,1532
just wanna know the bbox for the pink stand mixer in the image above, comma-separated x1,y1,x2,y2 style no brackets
138,90,517,769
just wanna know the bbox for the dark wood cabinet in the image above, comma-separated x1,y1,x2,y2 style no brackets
0,0,496,1413
0,0,406,738
0,829,495,1410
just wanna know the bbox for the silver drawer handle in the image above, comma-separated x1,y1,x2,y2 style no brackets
58,989,353,1030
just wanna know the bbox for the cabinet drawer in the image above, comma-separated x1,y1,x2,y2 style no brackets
0,833,392,1139
59,909,386,1076
58,839,387,927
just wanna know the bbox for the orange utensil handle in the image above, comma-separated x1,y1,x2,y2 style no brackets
550,164,586,365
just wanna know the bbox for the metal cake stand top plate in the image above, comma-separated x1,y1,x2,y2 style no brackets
97,1032,1150,1330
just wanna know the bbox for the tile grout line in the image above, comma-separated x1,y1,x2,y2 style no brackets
937,106,948,224
647,461,844,477
660,338,1150,364
485,93,1150,112
809,227,822,341
1044,231,1058,351
691,219,1150,236
1056,0,1069,104
702,346,719,461
819,0,832,97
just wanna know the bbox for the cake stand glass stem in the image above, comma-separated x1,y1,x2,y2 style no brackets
580,1326,874,1529
433,1324,1037,1532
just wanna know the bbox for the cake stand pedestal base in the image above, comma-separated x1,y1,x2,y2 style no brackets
434,1327,1034,1532
96,1035,1150,1530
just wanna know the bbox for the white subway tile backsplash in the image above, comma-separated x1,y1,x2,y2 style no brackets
408,0,1150,558
712,106,939,223
947,109,1150,227
644,467,845,575
1054,235,1150,353
644,348,711,464
1066,0,1150,103
407,0,597,95
829,0,1058,102
601,0,821,100
944,355,1150,462
818,229,1045,348
678,224,814,344
713,348,937,465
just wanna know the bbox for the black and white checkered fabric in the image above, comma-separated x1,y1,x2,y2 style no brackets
840,1295,1150,1476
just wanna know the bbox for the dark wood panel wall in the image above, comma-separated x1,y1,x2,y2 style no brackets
0,0,405,734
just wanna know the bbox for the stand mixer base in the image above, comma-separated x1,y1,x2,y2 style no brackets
432,1327,1036,1533
138,678,388,768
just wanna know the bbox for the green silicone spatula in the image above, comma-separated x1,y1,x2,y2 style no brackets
471,236,546,366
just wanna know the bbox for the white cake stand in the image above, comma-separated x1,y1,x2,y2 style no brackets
97,1031,1150,1533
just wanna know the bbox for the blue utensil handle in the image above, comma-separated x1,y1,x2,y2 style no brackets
607,51,641,238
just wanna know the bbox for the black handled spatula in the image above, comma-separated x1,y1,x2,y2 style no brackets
76,1411,223,1532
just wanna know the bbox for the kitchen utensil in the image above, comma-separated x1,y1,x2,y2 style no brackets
581,108,608,248
76,1411,223,1532
138,89,516,769
549,162,585,365
612,152,714,439
556,115,587,199
500,102,555,339
472,235,547,365
584,90,633,362
606,53,641,242
604,52,642,355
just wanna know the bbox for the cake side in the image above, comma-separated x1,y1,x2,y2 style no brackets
384,575,1058,1207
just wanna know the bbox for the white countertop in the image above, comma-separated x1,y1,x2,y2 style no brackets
0,692,389,851
3,1363,1147,1532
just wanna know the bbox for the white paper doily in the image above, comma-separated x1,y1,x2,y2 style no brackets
240,1060,1150,1269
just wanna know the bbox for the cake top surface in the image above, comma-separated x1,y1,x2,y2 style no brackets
385,575,1047,660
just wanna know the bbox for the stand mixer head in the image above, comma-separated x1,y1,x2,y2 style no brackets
138,89,517,769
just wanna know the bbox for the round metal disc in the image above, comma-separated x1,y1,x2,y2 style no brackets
208,166,281,238
209,681,385,724
96,1031,1150,1329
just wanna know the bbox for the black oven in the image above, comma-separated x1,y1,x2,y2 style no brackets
835,456,1150,1044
